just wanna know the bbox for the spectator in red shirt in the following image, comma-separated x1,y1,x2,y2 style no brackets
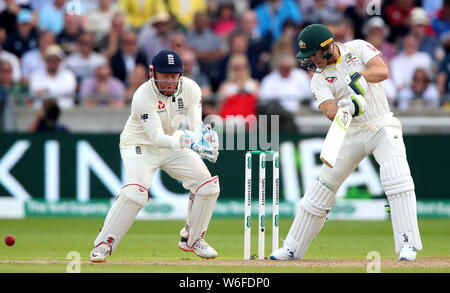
385,0,415,42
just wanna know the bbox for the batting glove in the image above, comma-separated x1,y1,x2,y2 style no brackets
345,72,368,97
337,94,367,117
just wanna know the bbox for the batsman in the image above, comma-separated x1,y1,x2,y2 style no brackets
90,49,220,262
271,24,422,261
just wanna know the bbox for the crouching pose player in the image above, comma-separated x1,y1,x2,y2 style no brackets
90,49,220,262
270,24,422,261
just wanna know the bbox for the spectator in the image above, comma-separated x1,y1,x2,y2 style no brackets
0,60,27,98
101,11,127,59
218,53,259,101
409,7,445,62
333,17,355,44
31,98,69,132
80,63,126,105
65,32,107,82
0,70,17,132
38,0,67,35
3,9,39,58
21,30,55,82
254,0,302,41
390,34,433,92
124,64,147,100
0,0,21,36
343,0,370,40
137,11,173,64
431,0,450,39
57,13,84,55
302,0,341,26
29,44,77,109
385,0,415,42
437,33,450,98
30,0,54,11
216,31,259,85
85,0,119,44
110,30,148,86
213,2,237,40
238,9,272,80
270,32,296,62
160,0,207,29
259,53,312,113
0,82,7,131
363,17,397,64
217,53,260,128
186,11,225,90
170,31,189,53
397,68,440,111
0,35,22,83
180,48,212,100
118,0,163,30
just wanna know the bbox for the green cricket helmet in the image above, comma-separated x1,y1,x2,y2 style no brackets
296,24,335,72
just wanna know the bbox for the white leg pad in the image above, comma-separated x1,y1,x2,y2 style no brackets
284,180,336,259
94,184,149,253
380,156,422,253
187,176,220,247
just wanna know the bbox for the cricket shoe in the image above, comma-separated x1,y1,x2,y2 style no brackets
90,243,111,263
398,243,417,261
270,246,296,260
178,228,218,259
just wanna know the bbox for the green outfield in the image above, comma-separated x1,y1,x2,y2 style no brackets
0,217,449,273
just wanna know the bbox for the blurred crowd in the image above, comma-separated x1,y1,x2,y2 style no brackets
1,0,450,133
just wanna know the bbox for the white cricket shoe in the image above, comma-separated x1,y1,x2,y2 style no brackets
90,243,111,263
399,243,417,261
270,246,296,260
178,227,218,259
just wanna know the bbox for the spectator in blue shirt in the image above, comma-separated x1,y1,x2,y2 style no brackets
431,0,450,39
254,0,302,42
38,0,67,35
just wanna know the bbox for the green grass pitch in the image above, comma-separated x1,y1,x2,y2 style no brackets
0,217,449,273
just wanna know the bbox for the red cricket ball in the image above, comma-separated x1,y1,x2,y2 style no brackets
5,235,15,246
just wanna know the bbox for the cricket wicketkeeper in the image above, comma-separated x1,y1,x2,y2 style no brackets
90,49,220,262
270,24,422,261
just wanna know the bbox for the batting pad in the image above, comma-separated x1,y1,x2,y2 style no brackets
187,176,220,247
284,180,336,259
94,184,149,253
380,156,422,254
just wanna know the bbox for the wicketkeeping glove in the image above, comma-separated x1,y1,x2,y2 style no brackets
345,72,368,97
180,129,219,163
337,94,367,117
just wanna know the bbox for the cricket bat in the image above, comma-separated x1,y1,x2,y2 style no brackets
320,107,352,168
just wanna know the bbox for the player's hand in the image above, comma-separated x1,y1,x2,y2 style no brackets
180,129,219,163
337,94,366,117
345,72,368,97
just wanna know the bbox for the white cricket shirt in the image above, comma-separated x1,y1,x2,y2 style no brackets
311,39,391,124
120,76,203,148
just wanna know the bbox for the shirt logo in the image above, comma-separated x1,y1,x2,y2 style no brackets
367,44,377,52
158,101,166,112
325,76,337,83
140,113,148,120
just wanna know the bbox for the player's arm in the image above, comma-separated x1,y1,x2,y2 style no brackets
139,108,183,149
319,100,338,122
360,55,389,83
